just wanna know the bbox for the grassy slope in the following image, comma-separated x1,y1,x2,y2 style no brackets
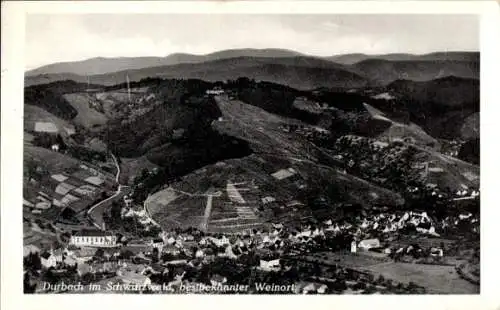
62,93,108,129
24,104,75,136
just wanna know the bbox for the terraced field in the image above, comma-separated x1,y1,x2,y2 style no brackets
24,145,115,221
144,96,406,233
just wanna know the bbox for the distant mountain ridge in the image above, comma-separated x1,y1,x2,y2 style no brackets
25,49,479,89
26,48,306,77
27,49,478,76
327,51,479,65
26,56,370,90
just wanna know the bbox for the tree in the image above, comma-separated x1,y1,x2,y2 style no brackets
110,201,122,219
24,252,42,272
377,275,386,284
94,248,105,260
81,272,95,285
24,272,37,293
331,279,347,292
385,279,393,288
120,249,134,260
152,247,159,264
42,268,59,285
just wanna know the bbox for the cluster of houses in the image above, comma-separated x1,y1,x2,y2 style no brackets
23,192,478,293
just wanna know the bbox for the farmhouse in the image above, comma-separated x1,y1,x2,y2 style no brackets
70,229,118,247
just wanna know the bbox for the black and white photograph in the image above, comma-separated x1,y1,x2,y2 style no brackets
19,12,482,295
3,2,497,302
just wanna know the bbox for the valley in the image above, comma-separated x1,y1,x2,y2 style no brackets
22,49,480,295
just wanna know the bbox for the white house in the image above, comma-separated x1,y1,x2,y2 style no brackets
195,249,205,258
259,259,281,272
40,250,63,269
69,230,117,247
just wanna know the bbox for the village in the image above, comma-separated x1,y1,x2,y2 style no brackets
23,184,479,294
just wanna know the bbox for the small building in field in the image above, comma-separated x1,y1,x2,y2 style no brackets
69,229,118,248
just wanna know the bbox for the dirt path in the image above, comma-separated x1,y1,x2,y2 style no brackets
200,195,214,232
87,152,129,230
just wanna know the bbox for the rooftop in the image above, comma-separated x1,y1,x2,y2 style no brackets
73,229,115,237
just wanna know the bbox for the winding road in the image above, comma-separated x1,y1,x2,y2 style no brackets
87,153,130,230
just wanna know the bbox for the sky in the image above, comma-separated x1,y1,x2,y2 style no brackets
25,14,479,70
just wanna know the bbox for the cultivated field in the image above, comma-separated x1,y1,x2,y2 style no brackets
300,251,391,268
24,104,75,136
361,261,479,294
